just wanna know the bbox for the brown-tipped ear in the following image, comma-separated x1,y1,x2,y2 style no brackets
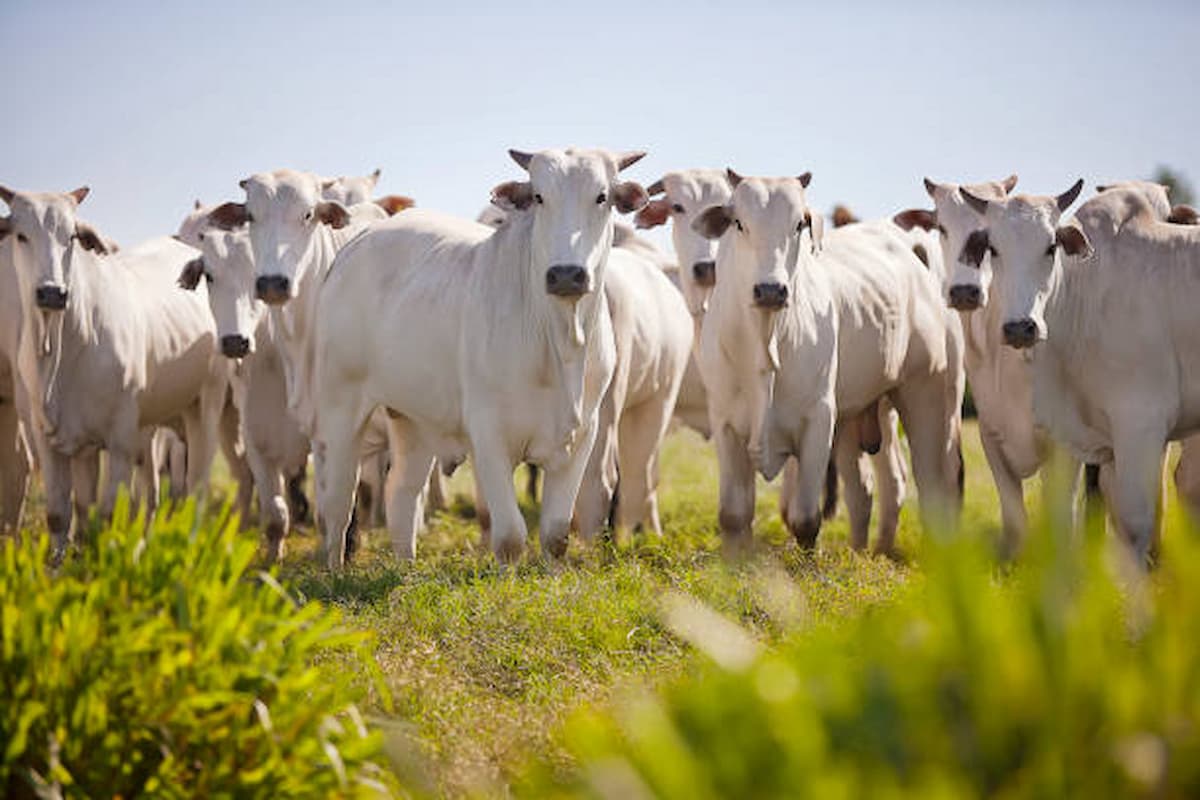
0,186,13,205
892,208,937,232
67,186,90,206
959,229,990,267
370,168,381,184
693,205,733,239
177,256,205,290
509,149,534,171
1056,179,1084,212
831,205,858,228
612,181,648,214
238,178,249,190
616,151,646,172
1000,174,1019,194
634,198,672,229
74,222,112,254
208,202,250,230
923,177,939,199
314,201,350,229
725,169,743,189
797,172,812,189
375,195,415,216
491,180,534,212
646,178,665,197
1055,225,1092,258
1167,204,1199,225
961,188,990,216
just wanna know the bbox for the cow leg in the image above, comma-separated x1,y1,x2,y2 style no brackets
782,406,836,549
616,397,675,537
575,386,618,543
978,426,1028,559
100,448,135,524
1176,435,1200,520
425,462,447,516
219,390,255,518
892,378,959,534
133,428,161,520
183,379,226,503
472,468,492,547
469,424,525,561
834,430,872,551
0,396,30,531
778,457,798,530
243,436,289,563
69,448,101,543
313,383,372,569
715,423,757,548
1110,423,1168,566
539,416,600,558
42,446,74,556
870,414,907,557
382,414,435,560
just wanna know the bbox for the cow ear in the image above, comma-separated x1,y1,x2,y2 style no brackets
320,178,336,191
491,180,534,212
1055,225,1092,258
67,186,90,206
892,208,937,232
725,169,743,189
646,179,665,197
693,205,733,239
1000,174,1019,194
805,210,824,255
960,229,990,267
178,256,205,290
208,202,250,230
1168,204,1199,225
961,188,990,216
612,181,649,214
375,195,415,216
634,198,672,230
1056,179,1084,213
797,171,812,189
74,221,112,254
315,201,350,229
831,205,858,228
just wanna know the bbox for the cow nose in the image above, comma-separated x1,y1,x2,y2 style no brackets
947,284,982,311
1002,319,1039,349
752,282,789,310
545,264,590,298
255,275,291,305
35,284,68,311
220,334,251,359
692,260,716,287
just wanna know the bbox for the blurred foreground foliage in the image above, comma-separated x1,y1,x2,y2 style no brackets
526,508,1200,799
0,496,398,799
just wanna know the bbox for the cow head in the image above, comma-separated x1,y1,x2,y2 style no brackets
958,180,1091,349
208,169,349,305
320,168,382,206
493,148,647,302
894,174,1018,311
693,171,819,313
634,169,733,316
0,184,112,314
178,229,263,358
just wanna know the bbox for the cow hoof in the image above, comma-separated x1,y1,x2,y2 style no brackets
789,516,821,549
494,536,525,564
541,528,569,559
265,523,286,563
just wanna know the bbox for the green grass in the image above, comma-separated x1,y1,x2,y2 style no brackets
8,422,1194,797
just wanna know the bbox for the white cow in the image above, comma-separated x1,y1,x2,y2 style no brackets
310,148,646,566
636,170,922,552
958,181,1200,562
0,235,33,530
0,185,229,553
177,229,310,560
693,172,962,549
320,168,415,217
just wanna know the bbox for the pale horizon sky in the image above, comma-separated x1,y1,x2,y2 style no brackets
2,1,1197,247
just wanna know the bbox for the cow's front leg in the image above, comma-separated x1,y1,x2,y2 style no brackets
469,418,525,562
782,402,835,549
540,415,600,558
382,414,435,561
714,422,756,549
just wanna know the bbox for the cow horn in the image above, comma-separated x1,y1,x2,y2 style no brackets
726,169,743,188
616,151,646,171
509,149,534,171
1056,179,1085,212
923,177,938,199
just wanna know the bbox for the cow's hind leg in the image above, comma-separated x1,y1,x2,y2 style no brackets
575,386,618,542
783,406,836,549
871,412,907,556
615,396,675,537
834,429,872,551
1110,421,1168,567
892,377,959,535
382,415,435,560
0,397,30,532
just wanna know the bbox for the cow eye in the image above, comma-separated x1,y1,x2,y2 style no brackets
204,272,213,285
796,220,806,234
1045,242,1057,256
17,233,28,243
672,203,685,214
303,210,313,222
596,192,607,205
988,244,998,257
936,224,947,236
735,219,744,232
197,231,205,241
534,194,544,205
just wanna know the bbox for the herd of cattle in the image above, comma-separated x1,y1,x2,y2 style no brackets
1,148,1198,570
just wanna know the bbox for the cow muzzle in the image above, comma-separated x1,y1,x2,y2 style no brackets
220,334,252,359
692,260,716,287
35,284,68,311
752,282,789,310
545,264,590,298
947,284,982,311
1002,318,1039,349
255,275,291,305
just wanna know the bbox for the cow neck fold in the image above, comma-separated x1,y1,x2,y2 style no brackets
276,224,339,431
40,241,100,422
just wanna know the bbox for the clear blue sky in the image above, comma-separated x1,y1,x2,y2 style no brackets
2,1,1197,246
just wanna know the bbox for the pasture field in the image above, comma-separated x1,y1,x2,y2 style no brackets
5,420,1197,798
